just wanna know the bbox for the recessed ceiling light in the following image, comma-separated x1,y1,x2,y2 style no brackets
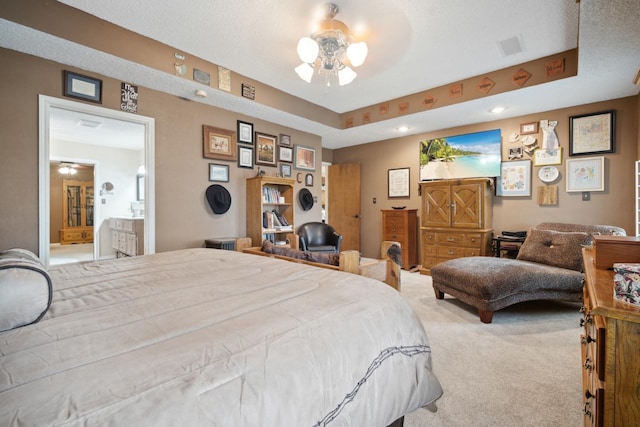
396,126,409,132
490,106,506,114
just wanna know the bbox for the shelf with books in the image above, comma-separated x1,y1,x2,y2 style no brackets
246,176,296,246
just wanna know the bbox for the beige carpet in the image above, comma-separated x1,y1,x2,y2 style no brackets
49,243,94,265
399,269,583,427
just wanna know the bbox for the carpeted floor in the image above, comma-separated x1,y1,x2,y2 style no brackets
399,269,583,427
49,243,95,265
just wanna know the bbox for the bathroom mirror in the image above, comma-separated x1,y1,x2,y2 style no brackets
100,182,114,195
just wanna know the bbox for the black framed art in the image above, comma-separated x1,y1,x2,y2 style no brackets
569,110,615,156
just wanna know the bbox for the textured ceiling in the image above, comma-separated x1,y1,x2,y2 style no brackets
2,0,639,149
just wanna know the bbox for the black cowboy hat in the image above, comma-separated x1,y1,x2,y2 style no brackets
299,188,314,211
205,184,232,214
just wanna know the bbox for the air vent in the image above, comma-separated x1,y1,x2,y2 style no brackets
497,36,523,57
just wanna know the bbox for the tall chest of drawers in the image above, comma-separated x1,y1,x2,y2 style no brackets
419,178,493,275
381,209,418,269
581,248,640,426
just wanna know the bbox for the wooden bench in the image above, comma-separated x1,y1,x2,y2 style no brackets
243,241,402,291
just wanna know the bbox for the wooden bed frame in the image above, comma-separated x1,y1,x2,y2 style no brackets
243,241,402,291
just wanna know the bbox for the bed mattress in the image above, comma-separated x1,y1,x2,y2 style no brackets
0,248,441,426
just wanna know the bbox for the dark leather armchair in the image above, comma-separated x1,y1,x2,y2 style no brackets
297,222,343,253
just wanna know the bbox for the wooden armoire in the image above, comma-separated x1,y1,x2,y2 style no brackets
419,178,493,275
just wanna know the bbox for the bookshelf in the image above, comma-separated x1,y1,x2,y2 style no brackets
246,176,296,246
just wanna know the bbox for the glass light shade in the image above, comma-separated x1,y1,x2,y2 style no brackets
297,37,319,63
59,166,77,175
295,63,315,83
338,66,357,86
346,42,368,67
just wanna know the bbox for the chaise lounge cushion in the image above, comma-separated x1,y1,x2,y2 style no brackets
516,228,589,272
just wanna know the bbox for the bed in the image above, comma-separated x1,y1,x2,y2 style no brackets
0,248,442,426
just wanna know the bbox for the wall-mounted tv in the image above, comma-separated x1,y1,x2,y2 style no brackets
419,129,502,181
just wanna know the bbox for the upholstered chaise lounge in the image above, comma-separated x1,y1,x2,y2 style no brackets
430,222,626,323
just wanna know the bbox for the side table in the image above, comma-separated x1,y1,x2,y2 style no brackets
492,235,526,258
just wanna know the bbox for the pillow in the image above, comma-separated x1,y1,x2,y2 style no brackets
0,248,52,332
261,240,340,266
516,228,589,272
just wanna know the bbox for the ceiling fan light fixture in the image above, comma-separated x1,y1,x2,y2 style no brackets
295,3,367,86
346,41,368,67
338,66,357,86
295,63,315,83
297,37,319,63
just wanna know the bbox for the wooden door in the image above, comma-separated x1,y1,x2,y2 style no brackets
421,183,451,227
451,182,482,228
328,163,360,252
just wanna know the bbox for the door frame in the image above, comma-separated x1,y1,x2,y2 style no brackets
38,95,156,266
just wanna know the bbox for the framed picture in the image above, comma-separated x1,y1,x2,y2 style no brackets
237,120,253,145
566,156,605,192
294,145,316,170
496,160,531,197
305,173,314,187
279,146,293,163
520,122,539,135
280,163,292,177
203,125,237,161
533,148,562,166
569,110,615,156
508,147,523,160
255,132,277,166
63,71,102,103
388,167,410,198
238,145,253,169
279,134,292,147
209,163,229,182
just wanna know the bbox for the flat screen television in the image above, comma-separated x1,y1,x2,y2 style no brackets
419,129,502,181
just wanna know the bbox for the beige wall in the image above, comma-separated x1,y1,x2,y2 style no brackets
332,96,638,258
0,48,323,254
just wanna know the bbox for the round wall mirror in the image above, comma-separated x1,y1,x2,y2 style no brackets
102,182,114,192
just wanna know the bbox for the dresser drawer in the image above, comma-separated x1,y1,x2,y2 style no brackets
465,247,482,257
437,246,465,259
436,233,465,246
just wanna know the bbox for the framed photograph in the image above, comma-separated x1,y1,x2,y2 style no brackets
566,156,605,192
569,110,615,156
64,70,102,103
508,147,523,160
203,125,237,161
496,160,531,197
305,173,314,187
533,148,562,166
237,120,253,145
238,145,253,169
520,122,539,135
294,145,316,170
278,146,293,163
255,132,277,166
388,167,410,198
279,134,292,147
209,163,229,182
280,163,292,177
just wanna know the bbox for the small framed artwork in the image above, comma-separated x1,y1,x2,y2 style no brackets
237,120,253,145
294,145,316,170
569,110,615,156
533,148,562,166
203,125,237,161
305,173,314,187
280,163,292,177
520,122,539,135
279,134,292,147
508,147,523,160
496,160,531,197
238,145,253,169
255,132,277,166
209,163,229,182
388,167,410,198
566,156,605,192
64,71,102,103
279,146,293,163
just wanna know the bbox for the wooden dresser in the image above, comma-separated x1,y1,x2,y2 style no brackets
381,209,418,269
419,178,493,275
581,248,640,426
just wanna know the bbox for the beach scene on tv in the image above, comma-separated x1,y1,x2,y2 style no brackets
419,129,502,181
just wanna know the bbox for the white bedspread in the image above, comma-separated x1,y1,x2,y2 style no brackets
0,249,442,426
